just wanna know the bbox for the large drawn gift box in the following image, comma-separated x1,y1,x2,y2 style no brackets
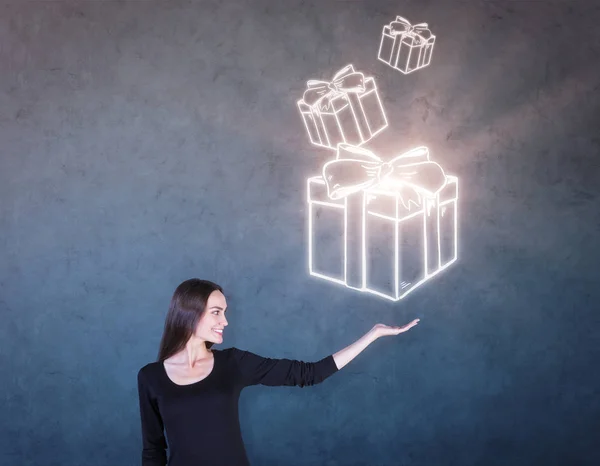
378,16,436,75
307,144,458,301
297,64,388,150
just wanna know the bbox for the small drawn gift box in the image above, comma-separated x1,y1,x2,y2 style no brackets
297,64,388,150
307,144,458,301
378,16,436,75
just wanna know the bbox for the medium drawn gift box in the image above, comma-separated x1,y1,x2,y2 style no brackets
378,16,436,75
297,64,388,150
307,144,458,301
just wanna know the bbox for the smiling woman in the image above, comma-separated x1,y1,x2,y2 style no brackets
137,278,419,466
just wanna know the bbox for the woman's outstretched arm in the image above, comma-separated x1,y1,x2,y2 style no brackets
332,319,420,370
231,319,420,387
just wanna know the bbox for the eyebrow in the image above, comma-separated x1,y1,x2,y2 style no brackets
209,306,226,311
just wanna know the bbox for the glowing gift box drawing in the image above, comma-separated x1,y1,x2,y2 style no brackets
378,16,436,75
297,64,388,150
307,144,458,301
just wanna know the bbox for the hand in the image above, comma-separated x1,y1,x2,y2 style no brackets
371,319,420,339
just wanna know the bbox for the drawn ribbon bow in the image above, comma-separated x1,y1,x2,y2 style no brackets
322,144,447,211
302,64,366,112
388,16,432,43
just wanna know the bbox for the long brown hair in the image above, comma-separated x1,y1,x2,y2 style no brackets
157,278,223,362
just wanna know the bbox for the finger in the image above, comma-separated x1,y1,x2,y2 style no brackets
400,322,419,331
400,320,419,329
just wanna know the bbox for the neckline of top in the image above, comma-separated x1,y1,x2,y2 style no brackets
161,350,218,387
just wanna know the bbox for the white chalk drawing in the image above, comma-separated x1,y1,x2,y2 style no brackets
378,16,436,75
297,64,388,150
307,143,458,301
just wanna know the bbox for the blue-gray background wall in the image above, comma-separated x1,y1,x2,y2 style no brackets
2,1,599,465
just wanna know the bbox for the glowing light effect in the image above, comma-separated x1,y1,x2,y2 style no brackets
297,64,388,150
378,16,436,75
307,144,458,301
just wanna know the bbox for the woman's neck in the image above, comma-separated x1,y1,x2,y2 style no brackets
172,338,212,369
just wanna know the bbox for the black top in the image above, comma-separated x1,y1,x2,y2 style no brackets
137,347,339,466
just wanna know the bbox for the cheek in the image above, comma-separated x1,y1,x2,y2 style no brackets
196,320,209,334
199,318,215,331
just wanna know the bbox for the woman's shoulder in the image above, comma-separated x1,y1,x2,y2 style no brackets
215,346,244,357
137,361,163,383
214,347,251,365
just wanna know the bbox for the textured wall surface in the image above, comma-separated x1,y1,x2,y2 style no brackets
1,1,599,465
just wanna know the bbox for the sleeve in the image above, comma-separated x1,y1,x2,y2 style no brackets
231,348,339,388
137,368,168,466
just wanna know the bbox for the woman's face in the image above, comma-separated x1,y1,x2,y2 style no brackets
196,290,228,344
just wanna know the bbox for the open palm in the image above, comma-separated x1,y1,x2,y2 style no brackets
372,319,420,338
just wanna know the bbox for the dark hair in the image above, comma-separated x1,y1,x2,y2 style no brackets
157,278,223,362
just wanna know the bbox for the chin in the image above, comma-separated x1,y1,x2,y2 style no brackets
208,334,223,344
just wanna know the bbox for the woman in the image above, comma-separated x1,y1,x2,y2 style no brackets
137,278,419,466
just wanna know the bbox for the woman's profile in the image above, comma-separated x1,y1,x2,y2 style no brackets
137,278,420,466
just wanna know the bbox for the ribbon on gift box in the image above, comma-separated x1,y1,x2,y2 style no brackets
388,16,433,44
302,64,367,112
316,143,448,289
322,143,447,211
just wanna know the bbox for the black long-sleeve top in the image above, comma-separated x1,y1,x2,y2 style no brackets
137,347,339,466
